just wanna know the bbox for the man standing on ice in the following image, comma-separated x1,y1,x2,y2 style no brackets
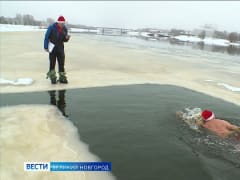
44,16,70,84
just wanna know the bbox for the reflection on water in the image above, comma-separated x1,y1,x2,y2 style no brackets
48,90,68,117
140,37,240,56
170,39,240,56
193,42,240,56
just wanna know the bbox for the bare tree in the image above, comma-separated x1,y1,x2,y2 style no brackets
0,16,7,24
22,14,35,25
228,32,239,42
170,29,185,36
46,18,55,26
198,30,206,39
15,14,23,25
213,30,228,39
0,14,56,27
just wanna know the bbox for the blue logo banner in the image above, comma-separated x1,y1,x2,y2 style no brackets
50,162,112,171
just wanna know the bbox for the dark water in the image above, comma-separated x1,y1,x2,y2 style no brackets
1,84,240,180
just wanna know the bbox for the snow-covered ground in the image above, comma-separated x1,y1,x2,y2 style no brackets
0,24,45,32
138,32,240,47
1,24,240,47
217,83,240,92
0,78,33,85
69,28,98,33
173,35,240,47
127,31,139,36
175,35,223,46
205,80,240,92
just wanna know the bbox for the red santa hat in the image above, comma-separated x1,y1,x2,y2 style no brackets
57,16,65,23
201,109,215,122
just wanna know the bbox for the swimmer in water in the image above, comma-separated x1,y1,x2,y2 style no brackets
196,109,240,139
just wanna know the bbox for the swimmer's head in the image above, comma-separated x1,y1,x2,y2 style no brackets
202,109,215,122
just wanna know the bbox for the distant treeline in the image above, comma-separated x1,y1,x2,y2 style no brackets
0,14,43,26
0,14,97,29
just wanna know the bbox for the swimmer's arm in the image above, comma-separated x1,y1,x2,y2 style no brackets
227,124,240,132
233,127,240,133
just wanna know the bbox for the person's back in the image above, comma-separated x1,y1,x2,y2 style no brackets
199,109,240,139
202,118,233,138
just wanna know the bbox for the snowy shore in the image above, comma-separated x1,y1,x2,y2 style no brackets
0,24,45,32
1,24,239,47
173,35,240,47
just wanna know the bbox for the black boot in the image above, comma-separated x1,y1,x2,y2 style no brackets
46,70,57,84
59,72,68,84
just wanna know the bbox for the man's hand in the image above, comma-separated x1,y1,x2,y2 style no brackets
65,35,71,40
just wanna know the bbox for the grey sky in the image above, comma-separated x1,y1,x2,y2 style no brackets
0,1,240,32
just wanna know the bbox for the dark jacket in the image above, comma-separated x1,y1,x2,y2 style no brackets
44,23,69,52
